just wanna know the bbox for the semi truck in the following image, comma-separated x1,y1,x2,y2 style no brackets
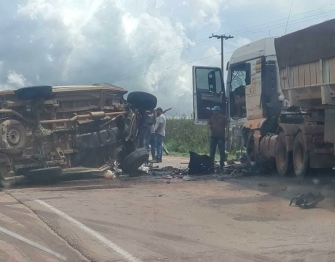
192,18,335,178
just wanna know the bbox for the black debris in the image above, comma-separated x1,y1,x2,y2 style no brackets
289,192,325,209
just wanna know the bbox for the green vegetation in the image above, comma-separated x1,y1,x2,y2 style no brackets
165,116,210,155
164,116,241,159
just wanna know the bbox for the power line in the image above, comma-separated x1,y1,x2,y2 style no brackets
109,4,335,69
285,0,295,33
112,39,217,66
116,11,335,71
225,3,335,35
113,6,335,82
114,53,229,82
209,34,234,78
235,9,335,37
109,4,335,67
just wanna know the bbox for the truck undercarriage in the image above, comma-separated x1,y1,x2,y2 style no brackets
0,84,156,181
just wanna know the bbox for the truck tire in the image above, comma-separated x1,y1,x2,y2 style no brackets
121,148,149,176
293,132,309,179
127,91,157,110
275,132,292,176
14,85,53,100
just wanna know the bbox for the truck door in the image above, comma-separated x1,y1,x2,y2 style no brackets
192,66,226,124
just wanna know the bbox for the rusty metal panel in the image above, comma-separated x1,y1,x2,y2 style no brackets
275,19,335,69
244,118,266,130
324,109,335,143
298,65,305,87
304,64,311,86
310,62,317,86
293,66,299,88
329,58,335,83
317,60,322,85
279,69,285,89
246,58,263,120
282,68,289,89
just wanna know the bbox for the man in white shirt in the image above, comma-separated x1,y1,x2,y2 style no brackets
154,107,167,163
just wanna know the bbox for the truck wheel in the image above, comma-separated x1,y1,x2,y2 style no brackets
127,91,157,110
275,132,292,176
121,148,149,176
293,132,309,179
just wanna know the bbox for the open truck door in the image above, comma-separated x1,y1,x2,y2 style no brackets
192,66,226,125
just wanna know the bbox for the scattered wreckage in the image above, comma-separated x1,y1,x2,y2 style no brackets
289,192,325,209
0,84,157,182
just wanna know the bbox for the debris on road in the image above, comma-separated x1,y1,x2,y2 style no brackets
182,175,197,181
104,170,116,179
138,164,151,174
258,183,269,187
289,192,325,209
188,152,213,175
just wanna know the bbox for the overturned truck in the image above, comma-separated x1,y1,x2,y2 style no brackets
0,84,156,181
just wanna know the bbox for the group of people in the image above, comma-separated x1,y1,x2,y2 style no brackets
140,107,171,163
138,101,241,169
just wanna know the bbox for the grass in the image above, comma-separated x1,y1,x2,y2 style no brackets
165,116,210,155
164,116,243,160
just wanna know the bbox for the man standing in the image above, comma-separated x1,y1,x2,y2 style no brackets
208,106,227,170
154,107,167,163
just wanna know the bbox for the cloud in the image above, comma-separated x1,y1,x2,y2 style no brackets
0,71,30,89
188,0,228,27
0,0,204,114
0,0,334,115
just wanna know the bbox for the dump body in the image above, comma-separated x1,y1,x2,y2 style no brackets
275,19,335,109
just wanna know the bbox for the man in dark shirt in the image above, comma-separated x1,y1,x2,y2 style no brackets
208,105,227,170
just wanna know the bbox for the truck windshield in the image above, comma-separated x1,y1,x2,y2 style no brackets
230,65,248,92
229,64,249,119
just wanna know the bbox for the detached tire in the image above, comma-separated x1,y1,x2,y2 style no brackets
293,132,309,179
275,132,292,176
14,85,53,100
121,148,149,176
127,91,157,110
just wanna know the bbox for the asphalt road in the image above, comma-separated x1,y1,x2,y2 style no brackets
2,156,335,262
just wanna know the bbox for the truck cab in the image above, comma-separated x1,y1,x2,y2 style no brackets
193,37,283,147
193,18,335,179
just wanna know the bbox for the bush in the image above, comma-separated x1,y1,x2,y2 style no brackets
164,115,242,159
165,116,210,155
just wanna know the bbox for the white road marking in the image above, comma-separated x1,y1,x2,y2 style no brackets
0,226,67,261
35,199,143,262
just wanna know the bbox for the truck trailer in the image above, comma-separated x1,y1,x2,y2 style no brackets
193,18,335,178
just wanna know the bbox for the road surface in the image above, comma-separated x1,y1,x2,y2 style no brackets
1,156,335,261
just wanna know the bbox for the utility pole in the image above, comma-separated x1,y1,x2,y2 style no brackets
209,34,234,78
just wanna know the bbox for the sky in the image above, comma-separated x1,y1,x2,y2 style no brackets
0,0,334,115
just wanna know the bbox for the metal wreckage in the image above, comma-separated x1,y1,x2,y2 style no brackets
0,84,156,182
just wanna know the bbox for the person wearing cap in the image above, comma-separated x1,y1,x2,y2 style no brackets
208,105,227,170
153,107,167,163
